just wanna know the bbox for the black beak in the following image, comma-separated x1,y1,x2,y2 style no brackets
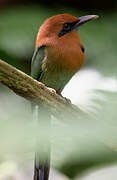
73,15,99,30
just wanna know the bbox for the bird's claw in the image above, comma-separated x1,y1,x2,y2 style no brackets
47,87,56,94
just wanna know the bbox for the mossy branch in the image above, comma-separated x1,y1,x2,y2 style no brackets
0,59,83,118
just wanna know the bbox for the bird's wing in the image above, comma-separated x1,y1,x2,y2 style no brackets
31,45,46,81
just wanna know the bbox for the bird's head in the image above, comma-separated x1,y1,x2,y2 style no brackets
36,13,98,45
35,13,99,73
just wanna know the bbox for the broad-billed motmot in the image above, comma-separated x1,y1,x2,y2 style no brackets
31,13,98,180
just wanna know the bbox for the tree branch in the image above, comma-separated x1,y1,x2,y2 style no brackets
0,59,83,118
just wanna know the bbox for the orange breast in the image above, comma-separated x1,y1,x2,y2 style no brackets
36,29,85,73
46,31,85,73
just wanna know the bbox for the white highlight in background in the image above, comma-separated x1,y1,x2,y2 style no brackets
62,68,117,111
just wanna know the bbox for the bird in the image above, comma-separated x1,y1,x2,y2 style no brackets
31,13,98,180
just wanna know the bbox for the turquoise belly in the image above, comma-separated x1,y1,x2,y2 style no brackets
41,68,75,94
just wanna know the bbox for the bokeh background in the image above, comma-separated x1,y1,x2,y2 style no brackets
0,0,117,180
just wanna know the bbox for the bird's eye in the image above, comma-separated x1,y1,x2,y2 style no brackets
58,23,71,37
81,46,85,53
63,23,70,30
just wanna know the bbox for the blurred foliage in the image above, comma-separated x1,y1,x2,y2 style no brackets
0,2,117,180
0,5,117,77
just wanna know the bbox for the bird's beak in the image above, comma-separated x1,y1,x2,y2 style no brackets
73,15,99,30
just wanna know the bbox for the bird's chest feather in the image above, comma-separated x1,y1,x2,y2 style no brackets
47,34,84,71
41,56,75,93
40,34,84,92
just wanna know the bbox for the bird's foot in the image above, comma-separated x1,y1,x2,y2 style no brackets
47,87,56,94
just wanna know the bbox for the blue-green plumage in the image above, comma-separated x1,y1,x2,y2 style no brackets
31,45,45,81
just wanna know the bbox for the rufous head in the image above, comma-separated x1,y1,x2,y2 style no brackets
36,13,98,45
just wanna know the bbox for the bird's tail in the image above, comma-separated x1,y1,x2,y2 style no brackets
34,151,50,180
32,104,50,180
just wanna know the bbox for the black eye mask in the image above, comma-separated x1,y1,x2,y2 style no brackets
58,20,79,37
